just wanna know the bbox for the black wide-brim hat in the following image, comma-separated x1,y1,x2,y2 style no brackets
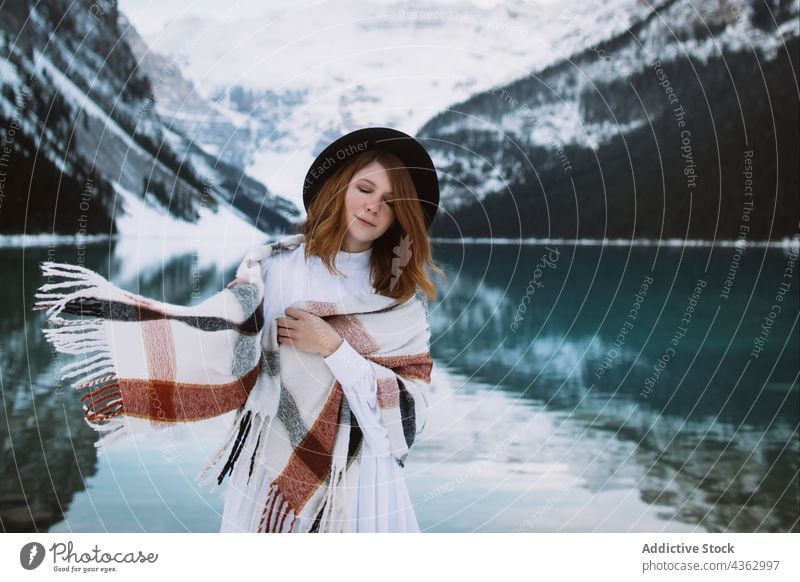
302,127,439,229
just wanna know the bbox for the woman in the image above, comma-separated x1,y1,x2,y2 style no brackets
33,126,444,534
217,127,445,532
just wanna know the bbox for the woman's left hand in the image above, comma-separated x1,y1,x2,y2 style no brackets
276,307,343,357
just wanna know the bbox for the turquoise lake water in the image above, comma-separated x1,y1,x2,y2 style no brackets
2,238,797,532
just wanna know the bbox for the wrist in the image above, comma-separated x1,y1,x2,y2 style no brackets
321,334,343,357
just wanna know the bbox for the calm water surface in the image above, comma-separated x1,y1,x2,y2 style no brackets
1,238,797,532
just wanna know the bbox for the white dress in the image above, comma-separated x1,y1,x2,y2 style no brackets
219,241,421,533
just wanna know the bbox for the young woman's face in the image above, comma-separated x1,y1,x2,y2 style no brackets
341,160,396,252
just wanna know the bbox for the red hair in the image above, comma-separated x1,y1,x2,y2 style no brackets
300,149,445,303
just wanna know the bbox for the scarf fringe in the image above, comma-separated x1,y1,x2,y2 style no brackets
60,351,110,374
316,466,346,533
315,418,351,533
33,261,116,320
200,402,352,533
218,409,253,485
258,483,298,533
195,405,271,495
194,408,243,492
247,430,264,484
41,323,110,358
33,261,130,454
91,418,128,456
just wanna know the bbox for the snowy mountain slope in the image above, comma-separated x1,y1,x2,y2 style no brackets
140,0,650,213
417,0,799,240
118,16,300,231
120,16,260,173
0,0,296,237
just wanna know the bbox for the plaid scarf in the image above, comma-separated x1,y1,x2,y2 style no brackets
33,234,433,532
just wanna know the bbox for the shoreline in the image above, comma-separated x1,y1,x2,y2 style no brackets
431,236,800,248
2,233,798,249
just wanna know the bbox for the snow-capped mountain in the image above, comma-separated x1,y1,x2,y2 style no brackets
417,0,799,240
142,0,651,213
120,16,264,176
0,0,298,238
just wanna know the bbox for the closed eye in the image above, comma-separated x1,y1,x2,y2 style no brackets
358,186,394,208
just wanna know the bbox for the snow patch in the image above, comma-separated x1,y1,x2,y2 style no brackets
111,183,267,283
113,183,263,240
